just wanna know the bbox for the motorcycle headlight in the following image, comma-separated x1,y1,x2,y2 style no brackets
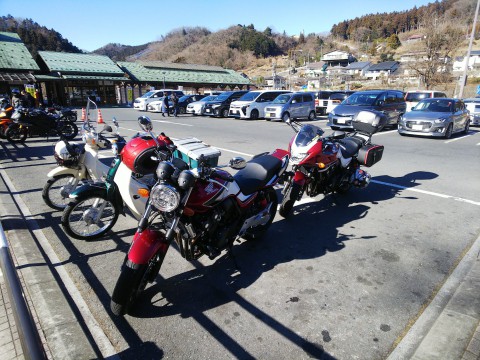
290,152,309,164
150,184,180,212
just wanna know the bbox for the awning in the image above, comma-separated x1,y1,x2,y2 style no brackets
0,72,36,82
34,74,61,81
62,75,129,82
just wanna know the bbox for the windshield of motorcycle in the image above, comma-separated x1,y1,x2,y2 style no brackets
295,125,324,147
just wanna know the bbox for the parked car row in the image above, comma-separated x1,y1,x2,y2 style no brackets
133,88,476,139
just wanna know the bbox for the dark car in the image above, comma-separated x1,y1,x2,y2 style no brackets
327,90,406,130
175,94,207,114
203,90,248,117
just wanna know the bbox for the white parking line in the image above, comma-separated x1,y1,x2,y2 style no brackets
374,129,398,136
445,132,477,143
372,179,480,206
214,147,254,157
151,119,193,127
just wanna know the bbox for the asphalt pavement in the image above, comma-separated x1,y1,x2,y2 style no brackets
0,113,479,359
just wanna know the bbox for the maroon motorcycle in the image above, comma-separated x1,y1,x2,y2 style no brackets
110,118,290,316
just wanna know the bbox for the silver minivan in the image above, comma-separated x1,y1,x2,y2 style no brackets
264,92,316,122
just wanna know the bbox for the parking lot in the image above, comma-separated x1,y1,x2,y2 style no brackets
1,108,479,359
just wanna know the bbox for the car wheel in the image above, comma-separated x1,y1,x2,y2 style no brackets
282,112,290,122
308,111,316,121
463,120,470,134
179,107,186,114
444,124,453,139
250,109,259,120
221,108,229,118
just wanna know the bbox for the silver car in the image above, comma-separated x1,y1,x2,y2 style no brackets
186,95,218,115
398,98,470,138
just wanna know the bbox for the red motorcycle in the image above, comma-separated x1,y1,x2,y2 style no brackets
279,109,385,217
0,101,14,139
110,118,289,316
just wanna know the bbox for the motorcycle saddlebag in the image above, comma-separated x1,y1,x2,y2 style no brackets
121,135,168,175
357,144,384,167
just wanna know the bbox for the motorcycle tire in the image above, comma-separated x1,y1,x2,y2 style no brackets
243,187,278,241
0,124,9,139
61,194,119,240
42,174,79,210
5,124,27,143
279,181,302,218
111,259,156,316
58,122,78,140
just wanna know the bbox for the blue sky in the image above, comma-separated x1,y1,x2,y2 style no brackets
1,0,434,52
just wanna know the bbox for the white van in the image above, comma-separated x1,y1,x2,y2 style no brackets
133,89,185,111
405,90,447,112
229,90,291,120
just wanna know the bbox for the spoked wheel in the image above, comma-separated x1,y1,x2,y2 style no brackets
222,108,229,118
282,112,291,123
61,195,119,240
42,174,80,210
279,181,301,218
58,122,78,140
111,257,160,316
178,107,186,114
243,188,278,240
250,109,259,120
5,124,27,143
308,111,316,121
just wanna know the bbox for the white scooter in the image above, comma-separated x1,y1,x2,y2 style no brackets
42,117,122,210
60,116,178,240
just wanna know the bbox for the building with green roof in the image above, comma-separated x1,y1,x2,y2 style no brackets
36,51,128,106
0,32,39,95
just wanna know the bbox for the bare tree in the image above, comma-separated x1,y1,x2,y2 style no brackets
408,13,465,89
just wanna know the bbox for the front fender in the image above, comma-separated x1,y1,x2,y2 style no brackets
128,229,170,265
69,181,108,200
47,166,85,179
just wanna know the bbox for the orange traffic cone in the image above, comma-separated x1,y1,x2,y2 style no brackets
81,108,86,121
97,109,104,124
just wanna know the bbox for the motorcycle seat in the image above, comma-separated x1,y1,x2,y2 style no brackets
233,154,282,195
338,136,364,158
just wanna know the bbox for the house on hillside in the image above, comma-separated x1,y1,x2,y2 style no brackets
344,61,372,76
406,34,424,43
304,61,328,77
364,61,400,80
263,75,287,90
453,50,480,72
321,50,356,67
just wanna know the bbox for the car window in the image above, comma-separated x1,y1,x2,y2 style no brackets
405,92,430,102
395,92,405,103
272,94,291,104
455,101,464,112
302,94,313,102
344,93,379,105
416,99,453,112
292,95,303,103
434,92,446,98
317,91,332,100
239,92,260,101
385,93,396,104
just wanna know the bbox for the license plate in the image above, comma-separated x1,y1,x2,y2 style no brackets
337,118,346,124
205,109,211,113
412,124,423,130
267,113,275,118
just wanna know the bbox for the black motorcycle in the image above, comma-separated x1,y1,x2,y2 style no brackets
5,107,78,143
42,104,77,122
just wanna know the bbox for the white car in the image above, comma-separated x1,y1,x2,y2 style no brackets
463,98,480,126
147,97,172,112
133,89,184,111
186,95,218,115
228,90,291,119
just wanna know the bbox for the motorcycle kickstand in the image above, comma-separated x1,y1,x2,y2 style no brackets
226,245,241,271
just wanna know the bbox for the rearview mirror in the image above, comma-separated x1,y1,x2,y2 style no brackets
112,117,119,127
229,157,247,170
138,116,153,132
102,125,113,133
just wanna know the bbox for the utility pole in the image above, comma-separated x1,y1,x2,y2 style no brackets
458,0,480,98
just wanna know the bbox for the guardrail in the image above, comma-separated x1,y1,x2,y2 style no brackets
0,221,47,360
